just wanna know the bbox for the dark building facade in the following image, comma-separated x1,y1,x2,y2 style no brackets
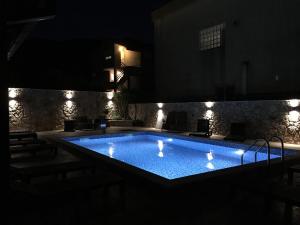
9,38,154,100
153,0,300,102
102,40,154,100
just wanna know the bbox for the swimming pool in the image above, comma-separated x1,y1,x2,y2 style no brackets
63,132,290,183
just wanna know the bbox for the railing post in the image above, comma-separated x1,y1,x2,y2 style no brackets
266,140,271,168
0,0,10,223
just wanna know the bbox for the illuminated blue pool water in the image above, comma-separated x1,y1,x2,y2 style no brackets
64,133,281,180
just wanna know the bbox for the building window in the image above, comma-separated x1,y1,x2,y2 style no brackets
199,24,225,51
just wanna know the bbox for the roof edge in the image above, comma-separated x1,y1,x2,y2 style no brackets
152,0,197,20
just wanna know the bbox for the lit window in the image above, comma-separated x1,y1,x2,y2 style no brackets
199,24,225,51
109,70,114,82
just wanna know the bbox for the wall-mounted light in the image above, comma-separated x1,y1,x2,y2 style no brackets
287,99,300,108
8,88,18,99
107,91,114,100
65,90,74,100
107,100,114,108
157,103,164,109
205,101,214,108
288,110,300,122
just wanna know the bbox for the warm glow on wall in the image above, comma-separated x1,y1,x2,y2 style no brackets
107,100,114,108
287,99,300,108
63,100,77,118
118,45,126,61
66,100,74,108
205,110,214,119
9,100,18,110
156,109,165,129
288,111,300,122
109,70,115,82
157,109,164,121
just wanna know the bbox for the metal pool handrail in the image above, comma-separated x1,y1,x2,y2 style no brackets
254,142,267,163
241,138,270,165
269,136,285,162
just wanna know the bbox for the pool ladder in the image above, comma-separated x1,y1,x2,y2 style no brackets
240,136,285,167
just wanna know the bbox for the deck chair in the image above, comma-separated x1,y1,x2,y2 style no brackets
224,122,246,142
163,111,187,133
189,119,212,137
74,116,94,130
10,143,58,157
9,131,38,141
94,116,108,130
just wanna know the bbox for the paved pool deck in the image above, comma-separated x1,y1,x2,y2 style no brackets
37,126,300,151
10,126,300,225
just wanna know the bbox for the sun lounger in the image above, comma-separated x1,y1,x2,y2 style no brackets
9,131,38,140
189,119,212,137
224,122,247,142
163,111,188,133
9,139,46,147
11,173,126,210
10,144,58,157
11,160,96,183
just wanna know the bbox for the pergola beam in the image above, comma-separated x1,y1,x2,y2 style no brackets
0,0,10,220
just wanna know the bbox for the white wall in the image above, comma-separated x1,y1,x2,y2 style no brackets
153,0,300,100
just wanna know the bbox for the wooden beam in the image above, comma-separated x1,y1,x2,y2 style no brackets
0,0,10,218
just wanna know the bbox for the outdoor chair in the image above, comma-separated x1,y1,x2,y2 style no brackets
74,116,94,130
9,139,46,147
162,111,188,133
11,172,126,212
234,177,300,224
224,122,247,142
9,131,38,141
93,116,108,130
10,143,58,158
11,160,96,183
189,119,212,138
162,111,176,130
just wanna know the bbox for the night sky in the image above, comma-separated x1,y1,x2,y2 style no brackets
31,0,168,43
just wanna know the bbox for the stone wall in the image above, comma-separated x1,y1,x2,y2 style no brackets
9,88,300,144
129,100,300,144
9,88,108,131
